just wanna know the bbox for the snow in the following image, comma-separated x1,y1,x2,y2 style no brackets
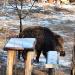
3,14,75,26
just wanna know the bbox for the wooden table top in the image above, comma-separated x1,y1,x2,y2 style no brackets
4,38,36,51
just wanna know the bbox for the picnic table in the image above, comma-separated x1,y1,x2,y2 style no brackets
4,38,36,75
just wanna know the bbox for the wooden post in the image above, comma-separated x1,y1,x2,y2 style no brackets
48,0,54,3
25,51,34,75
48,68,55,75
72,32,75,75
6,50,16,75
72,68,75,75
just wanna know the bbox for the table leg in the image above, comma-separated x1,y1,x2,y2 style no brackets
6,50,16,75
25,51,34,75
48,0,54,3
72,68,75,75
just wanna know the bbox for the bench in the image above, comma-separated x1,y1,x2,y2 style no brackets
4,38,36,75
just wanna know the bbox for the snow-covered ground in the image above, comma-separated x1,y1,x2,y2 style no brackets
0,3,75,27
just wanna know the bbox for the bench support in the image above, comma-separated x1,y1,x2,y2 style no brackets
25,51,34,75
6,50,16,75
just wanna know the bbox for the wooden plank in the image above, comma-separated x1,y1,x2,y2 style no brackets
25,51,34,75
72,32,75,75
45,64,56,68
72,68,75,75
4,38,36,50
6,50,16,75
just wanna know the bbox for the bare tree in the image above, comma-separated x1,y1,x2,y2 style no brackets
8,0,35,33
14,0,24,33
